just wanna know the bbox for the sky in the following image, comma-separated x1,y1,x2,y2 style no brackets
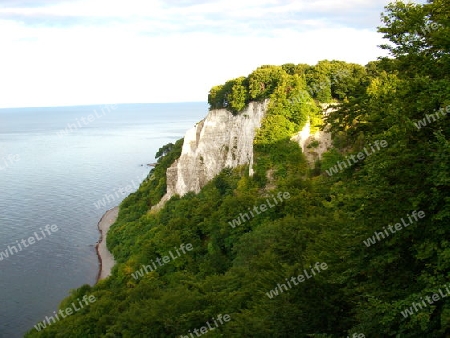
0,0,422,108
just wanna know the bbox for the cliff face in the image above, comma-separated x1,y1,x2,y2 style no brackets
291,121,332,165
291,104,336,165
153,101,332,210
153,100,268,210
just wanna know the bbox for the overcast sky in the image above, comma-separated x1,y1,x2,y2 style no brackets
0,0,422,108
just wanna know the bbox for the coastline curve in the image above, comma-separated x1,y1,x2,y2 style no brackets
95,206,118,282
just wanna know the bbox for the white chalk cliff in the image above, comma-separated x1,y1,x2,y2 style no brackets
291,104,336,165
153,100,269,210
153,100,332,210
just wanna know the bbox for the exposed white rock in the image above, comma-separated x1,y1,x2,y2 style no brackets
153,100,335,210
152,100,268,210
291,104,336,165
320,102,339,115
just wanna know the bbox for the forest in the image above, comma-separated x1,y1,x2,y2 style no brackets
25,0,450,337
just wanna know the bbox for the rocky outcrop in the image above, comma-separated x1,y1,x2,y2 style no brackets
152,100,268,210
291,104,336,165
153,101,334,210
291,122,332,165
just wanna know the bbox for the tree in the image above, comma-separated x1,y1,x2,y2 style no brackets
155,142,174,160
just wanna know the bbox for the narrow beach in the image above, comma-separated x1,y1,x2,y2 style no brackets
96,206,118,282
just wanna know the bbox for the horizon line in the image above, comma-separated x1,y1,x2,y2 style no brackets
0,101,208,110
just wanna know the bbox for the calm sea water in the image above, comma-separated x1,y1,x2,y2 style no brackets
0,103,207,337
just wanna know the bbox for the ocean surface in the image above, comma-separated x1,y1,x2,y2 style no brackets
0,103,208,337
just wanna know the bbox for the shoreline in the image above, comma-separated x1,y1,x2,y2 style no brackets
95,206,119,283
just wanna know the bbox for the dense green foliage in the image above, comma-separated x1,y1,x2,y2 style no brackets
208,77,249,114
26,1,450,337
208,62,367,112
207,61,366,143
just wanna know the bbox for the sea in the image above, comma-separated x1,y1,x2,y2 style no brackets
0,102,208,338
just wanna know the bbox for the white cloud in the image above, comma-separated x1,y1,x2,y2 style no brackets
0,0,164,18
0,0,395,107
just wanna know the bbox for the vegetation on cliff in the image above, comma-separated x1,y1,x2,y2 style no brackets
26,1,450,337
